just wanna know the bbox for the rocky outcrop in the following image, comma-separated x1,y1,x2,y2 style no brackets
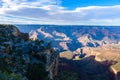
29,30,38,40
0,24,59,80
0,24,29,41
46,50,59,79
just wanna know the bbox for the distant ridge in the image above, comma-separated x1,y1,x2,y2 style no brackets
16,25,120,52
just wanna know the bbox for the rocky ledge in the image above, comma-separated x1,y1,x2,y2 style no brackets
0,24,59,80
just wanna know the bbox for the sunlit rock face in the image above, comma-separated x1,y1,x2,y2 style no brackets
59,42,69,50
37,28,53,38
29,30,38,40
53,31,71,41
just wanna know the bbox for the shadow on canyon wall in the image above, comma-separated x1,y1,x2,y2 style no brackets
117,72,120,80
58,55,116,80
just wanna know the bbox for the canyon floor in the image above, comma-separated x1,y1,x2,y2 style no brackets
59,45,120,80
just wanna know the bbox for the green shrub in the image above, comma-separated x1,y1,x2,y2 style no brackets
0,71,23,80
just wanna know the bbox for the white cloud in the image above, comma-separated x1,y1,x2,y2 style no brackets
0,0,120,25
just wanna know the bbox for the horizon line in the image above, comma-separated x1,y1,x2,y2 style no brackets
1,23,120,27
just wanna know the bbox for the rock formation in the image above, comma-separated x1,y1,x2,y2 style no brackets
0,24,59,80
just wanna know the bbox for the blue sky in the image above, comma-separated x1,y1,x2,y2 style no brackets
0,0,120,25
61,0,120,9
